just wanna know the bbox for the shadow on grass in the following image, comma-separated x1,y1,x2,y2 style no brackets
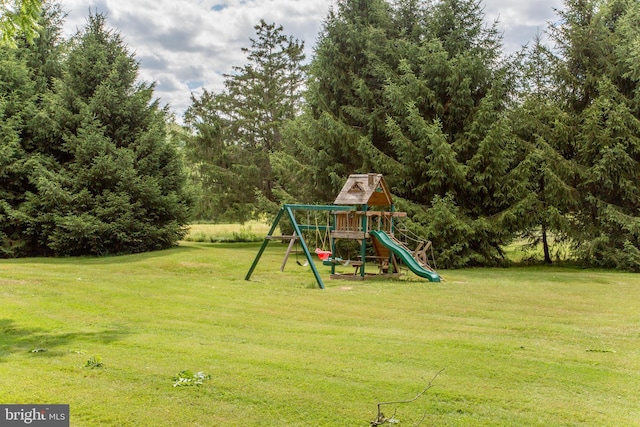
2,245,203,266
0,319,129,361
80,245,205,265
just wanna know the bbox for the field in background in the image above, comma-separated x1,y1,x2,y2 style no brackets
1,238,639,426
183,221,273,243
184,223,569,265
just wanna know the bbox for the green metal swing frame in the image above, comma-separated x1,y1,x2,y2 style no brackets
244,204,355,289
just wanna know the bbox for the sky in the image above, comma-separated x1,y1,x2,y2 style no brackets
58,0,564,120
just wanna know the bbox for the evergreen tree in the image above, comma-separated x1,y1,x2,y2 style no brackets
0,0,42,45
182,90,254,221
287,0,516,266
20,1,63,94
386,0,521,267
0,44,35,255
0,2,64,256
294,0,396,201
183,20,306,220
294,0,517,267
508,36,576,263
551,0,640,270
14,13,193,256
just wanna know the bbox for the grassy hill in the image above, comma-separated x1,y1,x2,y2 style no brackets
1,237,638,426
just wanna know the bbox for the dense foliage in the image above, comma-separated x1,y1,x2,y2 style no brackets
0,7,193,257
0,0,42,45
180,0,640,270
4,0,640,270
182,20,306,222
551,0,640,270
278,0,520,267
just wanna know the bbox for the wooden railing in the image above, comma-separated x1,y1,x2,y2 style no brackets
331,211,406,239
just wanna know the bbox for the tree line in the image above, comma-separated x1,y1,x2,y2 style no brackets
181,0,640,270
2,0,640,272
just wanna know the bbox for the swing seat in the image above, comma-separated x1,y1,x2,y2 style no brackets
315,248,332,261
322,257,343,266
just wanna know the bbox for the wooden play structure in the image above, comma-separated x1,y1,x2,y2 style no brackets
245,174,441,289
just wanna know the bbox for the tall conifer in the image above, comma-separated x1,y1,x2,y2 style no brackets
508,37,576,263
0,45,35,255
0,2,63,256
17,13,193,256
298,0,396,199
183,20,306,219
552,0,640,269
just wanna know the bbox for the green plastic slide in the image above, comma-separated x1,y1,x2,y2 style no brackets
370,230,441,282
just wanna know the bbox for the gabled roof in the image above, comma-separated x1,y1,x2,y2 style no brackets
333,174,393,207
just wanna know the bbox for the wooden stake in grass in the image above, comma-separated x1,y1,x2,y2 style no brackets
370,369,444,426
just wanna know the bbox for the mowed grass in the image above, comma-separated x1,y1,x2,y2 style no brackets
183,221,273,242
1,238,639,426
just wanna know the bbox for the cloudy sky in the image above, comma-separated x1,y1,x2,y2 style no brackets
58,0,563,120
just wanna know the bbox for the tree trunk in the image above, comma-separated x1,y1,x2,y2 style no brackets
542,225,552,264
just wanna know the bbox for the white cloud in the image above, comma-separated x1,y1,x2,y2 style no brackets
58,0,561,120
483,0,563,52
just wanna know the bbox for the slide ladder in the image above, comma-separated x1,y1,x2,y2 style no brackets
370,230,441,282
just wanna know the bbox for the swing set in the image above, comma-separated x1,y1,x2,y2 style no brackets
244,204,354,289
245,174,441,289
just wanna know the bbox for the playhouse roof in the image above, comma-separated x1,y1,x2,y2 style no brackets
333,174,393,207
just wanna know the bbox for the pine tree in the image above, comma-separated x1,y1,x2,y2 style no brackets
508,36,576,263
551,0,640,270
0,44,35,256
223,20,306,201
297,0,396,199
0,2,66,256
384,0,517,267
16,13,193,256
182,90,254,221
183,20,306,219
285,0,518,267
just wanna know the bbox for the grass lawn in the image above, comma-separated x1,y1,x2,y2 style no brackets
1,234,639,426
183,221,272,243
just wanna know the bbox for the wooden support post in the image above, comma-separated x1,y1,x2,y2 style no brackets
360,205,368,278
330,236,337,276
280,232,299,272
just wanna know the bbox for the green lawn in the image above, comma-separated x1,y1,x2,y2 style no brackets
1,239,639,426
183,221,272,242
